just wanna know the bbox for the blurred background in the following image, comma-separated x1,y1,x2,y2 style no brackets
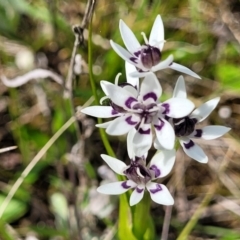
0,0,240,239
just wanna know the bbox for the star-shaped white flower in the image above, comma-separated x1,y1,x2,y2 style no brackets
97,150,175,206
110,15,201,79
81,69,195,154
155,76,231,163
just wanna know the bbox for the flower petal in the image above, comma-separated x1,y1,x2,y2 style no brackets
96,120,113,128
81,106,121,118
149,149,176,179
172,75,187,99
110,40,138,66
151,54,174,72
100,80,113,96
119,20,141,53
149,15,165,51
200,126,230,140
125,62,139,89
133,124,152,157
122,85,138,98
97,180,136,195
130,186,145,206
153,137,163,149
163,98,194,118
106,114,139,135
101,81,137,109
140,73,162,104
180,139,208,163
101,154,127,175
154,118,175,150
127,128,137,159
169,62,201,79
146,183,174,205
129,71,152,78
191,97,220,122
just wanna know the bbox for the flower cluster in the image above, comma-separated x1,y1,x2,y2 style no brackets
81,15,230,206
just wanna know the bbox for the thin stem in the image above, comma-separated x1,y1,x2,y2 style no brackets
161,145,178,240
0,146,17,154
87,3,115,158
0,116,76,219
176,185,215,240
161,201,173,240
63,29,79,99
88,8,98,103
64,0,95,99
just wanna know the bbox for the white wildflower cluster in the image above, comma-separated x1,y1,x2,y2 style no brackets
81,15,230,206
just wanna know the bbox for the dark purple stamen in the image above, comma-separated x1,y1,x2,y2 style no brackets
140,45,161,69
173,117,197,137
124,159,152,185
138,128,150,134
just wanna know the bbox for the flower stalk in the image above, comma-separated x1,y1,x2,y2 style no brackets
132,192,154,240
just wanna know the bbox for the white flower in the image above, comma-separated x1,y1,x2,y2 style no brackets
97,150,175,206
110,15,201,79
155,76,231,163
81,69,195,154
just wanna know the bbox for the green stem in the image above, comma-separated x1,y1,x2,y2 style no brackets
88,19,98,104
87,9,115,158
132,192,154,240
0,221,14,240
177,184,216,240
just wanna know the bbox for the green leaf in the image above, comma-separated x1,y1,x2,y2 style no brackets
0,195,27,223
50,192,69,230
132,192,155,240
118,192,137,240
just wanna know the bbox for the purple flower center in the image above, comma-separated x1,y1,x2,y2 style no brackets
124,159,153,185
173,117,197,137
136,45,161,69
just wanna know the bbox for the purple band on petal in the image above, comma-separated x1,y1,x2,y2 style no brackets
136,187,144,193
150,184,162,194
134,51,141,57
183,140,194,149
125,97,137,109
130,57,138,63
111,109,119,115
121,181,131,189
143,92,157,102
138,128,151,134
150,165,161,178
126,116,138,125
154,119,164,131
194,129,202,137
162,103,170,115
